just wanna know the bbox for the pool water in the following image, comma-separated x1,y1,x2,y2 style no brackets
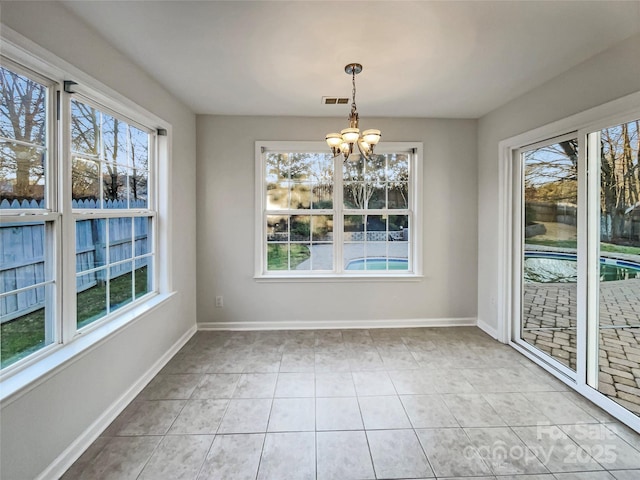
346,258,409,271
524,252,640,283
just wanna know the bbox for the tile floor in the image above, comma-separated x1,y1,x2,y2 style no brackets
62,326,640,479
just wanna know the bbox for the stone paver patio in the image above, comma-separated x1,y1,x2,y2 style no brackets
522,278,640,415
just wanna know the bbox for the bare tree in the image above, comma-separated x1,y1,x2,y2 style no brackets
601,122,640,242
524,139,577,202
70,101,100,201
0,67,46,201
102,116,125,201
343,154,386,209
71,101,140,203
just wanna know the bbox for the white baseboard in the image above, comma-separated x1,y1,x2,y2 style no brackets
477,318,499,340
197,317,477,331
37,324,197,480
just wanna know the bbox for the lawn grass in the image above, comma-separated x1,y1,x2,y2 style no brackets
267,244,310,270
1,267,149,368
526,238,640,256
600,243,640,255
0,308,46,369
525,239,578,249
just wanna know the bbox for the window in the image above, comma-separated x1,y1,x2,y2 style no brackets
70,99,155,329
265,151,334,271
256,142,421,277
1,60,57,369
0,52,163,375
343,153,411,272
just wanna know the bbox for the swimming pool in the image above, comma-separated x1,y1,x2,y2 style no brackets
345,258,409,271
524,251,640,283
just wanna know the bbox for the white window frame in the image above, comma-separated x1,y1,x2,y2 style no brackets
1,55,61,365
255,141,423,280
65,93,158,337
0,28,173,402
512,132,580,382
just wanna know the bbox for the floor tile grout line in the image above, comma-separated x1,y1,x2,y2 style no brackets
132,435,163,480
253,395,276,479
314,428,318,480
403,384,438,480
509,423,592,476
557,423,631,474
412,424,437,478
603,423,640,455
192,433,217,480
456,424,495,476
314,384,318,480
504,424,554,476
254,429,269,480
347,352,379,479
358,408,379,479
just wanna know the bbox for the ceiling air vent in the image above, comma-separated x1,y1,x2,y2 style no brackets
322,96,349,105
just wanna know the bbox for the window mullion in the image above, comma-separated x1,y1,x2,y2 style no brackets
105,215,111,316
585,130,601,388
150,132,159,293
45,220,58,345
131,210,136,300
99,111,104,207
73,210,154,218
59,91,77,343
334,154,344,273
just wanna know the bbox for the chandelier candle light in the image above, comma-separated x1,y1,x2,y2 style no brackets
325,63,381,161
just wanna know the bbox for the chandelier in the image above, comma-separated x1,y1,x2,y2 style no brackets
325,63,381,161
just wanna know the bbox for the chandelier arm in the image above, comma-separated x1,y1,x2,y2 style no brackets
356,141,372,161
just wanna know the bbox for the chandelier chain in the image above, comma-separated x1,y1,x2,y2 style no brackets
351,69,357,117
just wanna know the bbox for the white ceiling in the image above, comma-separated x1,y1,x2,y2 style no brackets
61,0,640,118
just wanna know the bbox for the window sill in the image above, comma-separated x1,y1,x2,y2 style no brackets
254,273,424,283
0,291,176,407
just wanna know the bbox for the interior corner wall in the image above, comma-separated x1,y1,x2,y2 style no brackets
196,116,478,326
0,3,197,479
477,33,640,337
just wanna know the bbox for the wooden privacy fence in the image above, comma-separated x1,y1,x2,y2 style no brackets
0,198,146,209
1,199,149,323
526,202,577,226
527,201,640,242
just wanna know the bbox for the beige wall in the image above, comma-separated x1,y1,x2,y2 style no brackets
196,116,478,325
0,3,197,479
477,33,640,335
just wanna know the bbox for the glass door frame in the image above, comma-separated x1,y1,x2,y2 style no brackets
583,113,640,405
512,132,583,381
498,93,640,433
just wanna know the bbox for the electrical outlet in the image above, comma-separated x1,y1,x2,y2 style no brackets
215,296,224,308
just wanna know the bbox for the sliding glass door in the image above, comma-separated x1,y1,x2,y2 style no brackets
518,135,579,374
591,119,640,416
515,117,640,423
